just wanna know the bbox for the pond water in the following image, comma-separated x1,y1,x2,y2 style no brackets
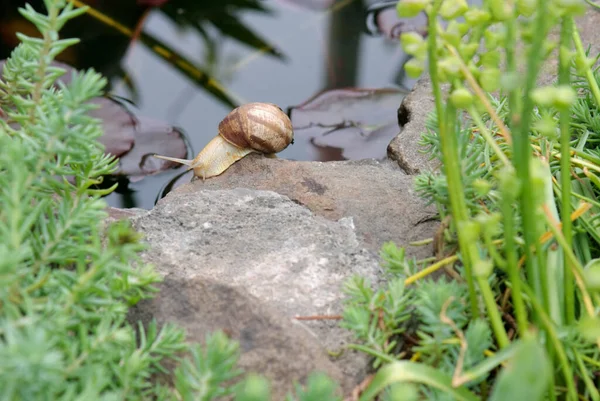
2,0,423,209
105,1,419,209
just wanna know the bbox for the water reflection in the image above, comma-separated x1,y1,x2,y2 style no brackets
1,0,420,209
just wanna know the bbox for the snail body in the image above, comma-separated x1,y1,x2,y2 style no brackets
153,102,294,180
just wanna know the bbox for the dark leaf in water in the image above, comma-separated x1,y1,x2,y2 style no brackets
288,87,407,161
0,59,190,180
365,2,428,39
91,97,136,157
138,31,240,109
116,115,189,181
160,0,284,60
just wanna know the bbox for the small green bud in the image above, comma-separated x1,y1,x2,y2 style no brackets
531,86,556,107
555,0,587,15
575,55,595,75
438,56,462,80
460,220,481,243
520,23,533,43
533,114,559,140
554,85,577,110
474,259,494,278
397,0,430,18
481,51,501,69
441,22,463,47
472,178,492,197
460,43,480,60
500,72,521,91
450,87,474,109
440,0,468,20
468,62,480,80
236,374,271,401
531,85,576,110
404,57,425,78
489,0,513,21
464,8,491,25
516,0,536,16
400,32,426,57
497,166,521,200
479,68,501,92
483,30,504,51
584,259,600,291
476,212,502,237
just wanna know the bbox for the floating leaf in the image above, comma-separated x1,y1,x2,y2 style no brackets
116,115,189,180
1,60,190,180
288,87,407,161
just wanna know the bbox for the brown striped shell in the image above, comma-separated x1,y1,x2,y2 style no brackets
217,102,294,154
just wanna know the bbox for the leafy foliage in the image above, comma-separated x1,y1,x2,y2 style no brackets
340,0,600,400
0,1,341,399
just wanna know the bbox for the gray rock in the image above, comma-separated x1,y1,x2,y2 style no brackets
127,274,347,400
127,188,389,397
173,155,438,260
387,75,440,176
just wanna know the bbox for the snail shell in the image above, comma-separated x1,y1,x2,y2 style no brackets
153,102,294,180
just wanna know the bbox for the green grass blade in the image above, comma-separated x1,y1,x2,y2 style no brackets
358,361,479,401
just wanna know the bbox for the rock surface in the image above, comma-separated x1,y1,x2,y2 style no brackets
126,188,391,398
128,275,348,399
387,76,440,176
173,156,438,260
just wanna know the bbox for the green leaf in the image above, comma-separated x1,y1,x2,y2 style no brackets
488,336,550,401
358,361,479,401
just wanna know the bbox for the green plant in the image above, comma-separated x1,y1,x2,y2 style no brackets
339,0,600,400
0,1,341,399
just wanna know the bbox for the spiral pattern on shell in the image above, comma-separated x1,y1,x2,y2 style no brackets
218,102,294,154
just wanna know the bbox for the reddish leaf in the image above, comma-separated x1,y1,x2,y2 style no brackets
116,115,189,181
288,87,406,161
0,59,190,180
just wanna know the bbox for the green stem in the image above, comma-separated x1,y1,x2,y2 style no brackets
475,272,510,348
574,351,600,401
427,0,479,317
512,0,550,313
558,16,575,324
572,21,600,109
501,183,529,335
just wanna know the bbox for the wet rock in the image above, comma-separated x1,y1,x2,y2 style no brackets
172,156,438,260
126,188,391,397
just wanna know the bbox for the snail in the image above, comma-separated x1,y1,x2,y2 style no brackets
153,102,294,180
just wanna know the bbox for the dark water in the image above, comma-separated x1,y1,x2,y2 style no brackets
1,0,420,209
105,1,418,209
